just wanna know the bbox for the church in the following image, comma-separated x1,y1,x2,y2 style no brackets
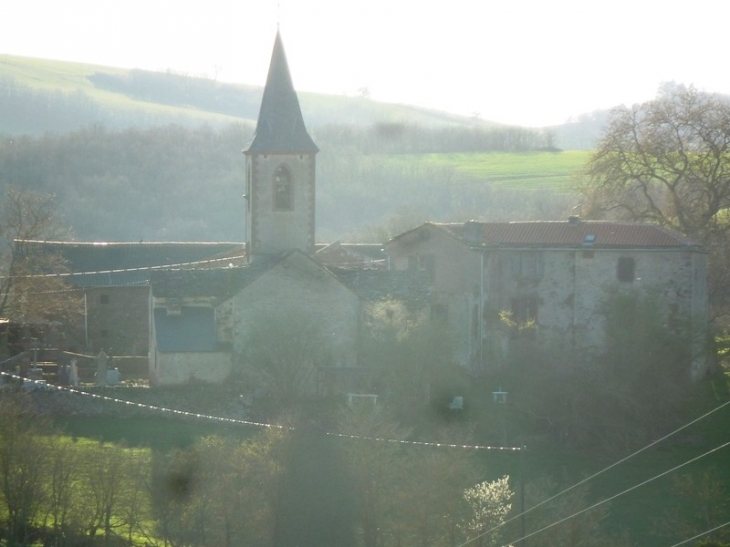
13,32,709,388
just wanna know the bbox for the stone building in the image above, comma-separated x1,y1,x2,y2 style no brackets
146,32,419,387
385,219,708,377
13,240,243,356
10,32,709,388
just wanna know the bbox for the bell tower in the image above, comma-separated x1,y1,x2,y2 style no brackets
244,31,319,259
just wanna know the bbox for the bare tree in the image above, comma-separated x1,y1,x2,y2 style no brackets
583,84,730,239
0,393,53,545
238,311,327,405
0,187,81,341
581,84,730,315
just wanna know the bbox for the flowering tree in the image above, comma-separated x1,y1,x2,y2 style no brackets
461,475,514,547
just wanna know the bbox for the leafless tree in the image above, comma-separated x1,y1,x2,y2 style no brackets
581,84,730,316
0,187,81,340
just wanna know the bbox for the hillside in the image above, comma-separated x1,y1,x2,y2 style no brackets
0,125,584,242
0,54,500,135
0,55,594,241
0,54,604,147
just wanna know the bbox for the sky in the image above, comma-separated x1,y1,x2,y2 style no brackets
2,0,729,127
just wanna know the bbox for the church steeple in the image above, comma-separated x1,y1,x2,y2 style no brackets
246,31,318,154
243,31,318,259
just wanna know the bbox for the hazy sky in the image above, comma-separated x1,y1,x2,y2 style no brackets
2,0,728,127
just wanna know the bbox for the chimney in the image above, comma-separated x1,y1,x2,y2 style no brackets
568,216,581,225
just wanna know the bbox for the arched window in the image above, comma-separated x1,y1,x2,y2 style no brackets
273,165,292,210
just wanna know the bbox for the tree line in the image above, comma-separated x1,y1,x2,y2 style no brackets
0,392,521,547
0,123,572,243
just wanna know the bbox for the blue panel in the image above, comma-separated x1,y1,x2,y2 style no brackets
154,307,218,352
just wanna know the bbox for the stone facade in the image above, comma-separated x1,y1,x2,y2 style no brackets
82,286,149,356
147,252,361,387
386,220,709,378
246,153,316,256
229,252,360,367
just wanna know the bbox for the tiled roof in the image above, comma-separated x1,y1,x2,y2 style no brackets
15,240,244,287
435,220,701,249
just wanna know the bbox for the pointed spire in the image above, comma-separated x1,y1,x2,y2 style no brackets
246,31,318,154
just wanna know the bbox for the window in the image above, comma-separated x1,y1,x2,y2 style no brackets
511,296,538,325
511,252,543,280
408,254,435,274
273,165,292,210
617,256,636,282
100,294,110,305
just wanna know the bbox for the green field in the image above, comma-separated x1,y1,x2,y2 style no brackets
0,54,492,133
48,371,730,547
385,151,591,191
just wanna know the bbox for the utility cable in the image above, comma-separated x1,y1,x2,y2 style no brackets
492,440,730,547
666,520,730,547
0,254,246,280
457,397,730,546
0,372,520,452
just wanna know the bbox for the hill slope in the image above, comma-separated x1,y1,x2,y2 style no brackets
0,54,499,135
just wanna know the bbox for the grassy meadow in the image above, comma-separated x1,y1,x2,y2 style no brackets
385,151,592,191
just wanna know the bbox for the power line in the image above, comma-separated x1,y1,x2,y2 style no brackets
0,372,520,452
497,440,730,547
667,520,730,547
457,397,730,546
0,254,246,280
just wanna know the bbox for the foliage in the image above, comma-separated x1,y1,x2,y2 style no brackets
237,311,328,405
359,299,461,419
0,189,81,327
497,288,696,453
654,468,730,546
337,405,411,547
582,84,730,316
521,478,621,547
0,125,580,245
337,404,495,547
584,84,730,239
0,393,53,545
460,475,513,547
149,429,288,547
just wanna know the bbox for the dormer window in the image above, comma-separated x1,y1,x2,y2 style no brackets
273,165,292,210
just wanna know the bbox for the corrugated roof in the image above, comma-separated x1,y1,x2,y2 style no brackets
16,240,244,287
436,220,701,249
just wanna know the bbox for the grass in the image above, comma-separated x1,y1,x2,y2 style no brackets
383,151,591,191
0,54,243,124
0,54,497,132
54,414,256,451
41,372,729,546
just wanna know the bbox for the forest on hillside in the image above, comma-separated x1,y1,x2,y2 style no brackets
0,123,575,243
